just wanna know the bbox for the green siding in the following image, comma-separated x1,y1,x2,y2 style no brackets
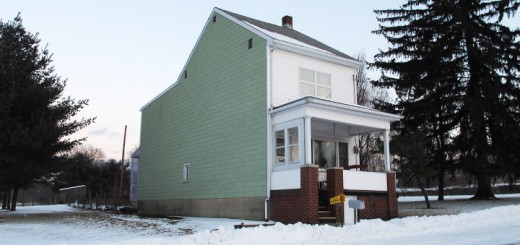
139,13,267,200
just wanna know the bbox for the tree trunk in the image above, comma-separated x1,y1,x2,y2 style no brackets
2,189,8,209
6,189,11,210
21,189,25,207
10,187,19,211
472,174,496,200
416,176,431,209
437,170,445,201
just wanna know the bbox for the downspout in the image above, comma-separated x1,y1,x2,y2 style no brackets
265,45,274,221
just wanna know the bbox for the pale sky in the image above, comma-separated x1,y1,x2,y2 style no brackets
1,1,518,160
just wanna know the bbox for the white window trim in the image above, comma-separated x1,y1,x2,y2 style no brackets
183,163,190,183
299,67,331,99
273,119,304,170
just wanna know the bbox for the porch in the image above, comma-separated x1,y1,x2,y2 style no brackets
268,97,401,224
269,97,401,172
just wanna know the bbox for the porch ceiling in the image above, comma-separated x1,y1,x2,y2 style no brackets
270,97,402,135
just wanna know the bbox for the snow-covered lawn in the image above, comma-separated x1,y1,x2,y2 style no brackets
1,194,519,245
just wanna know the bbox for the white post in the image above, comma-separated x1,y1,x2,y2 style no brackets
383,129,391,171
305,117,312,165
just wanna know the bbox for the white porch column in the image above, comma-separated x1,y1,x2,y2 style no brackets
305,117,312,165
383,129,391,171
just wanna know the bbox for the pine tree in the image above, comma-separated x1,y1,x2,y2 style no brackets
0,14,94,210
373,0,520,199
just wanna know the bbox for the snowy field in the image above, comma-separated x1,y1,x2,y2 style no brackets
1,194,519,245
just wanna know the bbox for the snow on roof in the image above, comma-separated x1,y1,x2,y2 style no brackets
243,21,335,56
218,8,357,61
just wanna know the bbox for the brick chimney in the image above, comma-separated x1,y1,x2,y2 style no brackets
282,15,293,29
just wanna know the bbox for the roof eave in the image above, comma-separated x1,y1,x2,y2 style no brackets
215,8,274,45
270,96,403,122
271,40,362,68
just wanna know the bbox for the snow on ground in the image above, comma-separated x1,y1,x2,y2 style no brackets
398,182,520,193
398,193,520,217
398,193,520,202
0,203,75,214
1,195,520,245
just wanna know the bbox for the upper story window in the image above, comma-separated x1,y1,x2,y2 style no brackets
299,68,331,99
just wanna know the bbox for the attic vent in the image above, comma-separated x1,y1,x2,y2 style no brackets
212,15,216,23
248,38,253,49
184,70,188,79
282,15,293,29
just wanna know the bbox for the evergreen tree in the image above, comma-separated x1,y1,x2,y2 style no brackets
0,14,94,210
373,0,520,199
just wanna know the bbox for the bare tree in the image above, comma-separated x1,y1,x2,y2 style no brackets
355,51,389,172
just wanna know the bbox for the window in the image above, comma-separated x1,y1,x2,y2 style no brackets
183,163,190,183
338,142,348,168
212,15,217,23
273,120,304,168
313,140,336,168
313,141,348,168
248,38,253,49
287,127,299,162
274,127,299,165
184,70,188,79
275,130,285,163
299,68,331,99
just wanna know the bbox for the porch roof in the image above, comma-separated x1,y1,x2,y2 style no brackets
269,97,402,133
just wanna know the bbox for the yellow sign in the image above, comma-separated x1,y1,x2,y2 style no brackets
329,194,345,205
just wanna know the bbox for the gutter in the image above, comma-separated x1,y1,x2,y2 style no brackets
269,96,403,122
264,45,274,221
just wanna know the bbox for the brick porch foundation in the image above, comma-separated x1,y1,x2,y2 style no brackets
270,165,318,224
270,168,398,223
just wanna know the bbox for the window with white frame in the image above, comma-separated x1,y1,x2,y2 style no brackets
299,68,331,99
183,163,190,183
275,127,299,164
273,120,304,168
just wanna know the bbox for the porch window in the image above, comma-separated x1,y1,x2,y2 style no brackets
275,127,299,164
313,141,348,169
338,142,348,168
313,140,336,168
275,130,285,164
299,68,331,99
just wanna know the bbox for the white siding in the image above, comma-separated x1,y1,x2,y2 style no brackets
271,168,300,190
271,49,356,107
343,170,387,192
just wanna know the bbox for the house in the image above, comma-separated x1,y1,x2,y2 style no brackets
138,8,401,224
129,148,140,207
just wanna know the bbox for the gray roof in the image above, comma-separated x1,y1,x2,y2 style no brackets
219,8,357,61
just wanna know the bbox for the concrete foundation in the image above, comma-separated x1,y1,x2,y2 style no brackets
138,196,265,220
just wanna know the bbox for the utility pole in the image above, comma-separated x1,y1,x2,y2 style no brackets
119,125,127,207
